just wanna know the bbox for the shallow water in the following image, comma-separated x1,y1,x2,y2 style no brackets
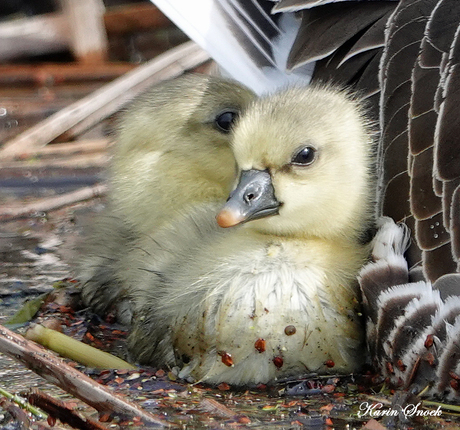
0,197,99,427
0,183,458,429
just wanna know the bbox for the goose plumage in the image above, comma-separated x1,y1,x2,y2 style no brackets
79,74,255,317
79,0,460,397
146,0,460,398
118,84,375,384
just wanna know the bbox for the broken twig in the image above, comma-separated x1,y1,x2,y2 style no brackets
0,398,31,430
27,389,108,430
0,184,108,222
0,324,165,426
0,41,210,160
0,386,47,420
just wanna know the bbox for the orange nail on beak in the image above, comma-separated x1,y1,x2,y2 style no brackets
216,208,246,228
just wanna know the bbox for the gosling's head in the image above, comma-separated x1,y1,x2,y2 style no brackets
115,73,257,163
217,85,375,240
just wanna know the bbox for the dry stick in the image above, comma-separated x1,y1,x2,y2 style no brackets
0,324,165,427
198,398,238,419
31,139,113,157
103,3,171,35
0,153,110,169
0,41,210,160
28,389,109,430
0,12,69,62
62,0,109,64
0,63,135,84
0,387,47,420
0,184,108,222
0,3,169,63
0,139,113,169
0,399,31,430
62,47,210,141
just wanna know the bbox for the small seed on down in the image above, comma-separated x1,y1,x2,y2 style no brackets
284,325,296,336
273,356,283,368
396,359,406,372
424,334,434,348
218,351,234,367
324,360,335,368
254,338,266,353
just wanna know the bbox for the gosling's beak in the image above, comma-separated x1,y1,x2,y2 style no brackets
216,169,280,228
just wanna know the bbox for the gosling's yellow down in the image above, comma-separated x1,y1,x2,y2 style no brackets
79,74,256,317
126,85,375,385
111,73,256,235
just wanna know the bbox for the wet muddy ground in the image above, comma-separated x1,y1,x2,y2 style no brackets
2,178,460,430
0,172,105,428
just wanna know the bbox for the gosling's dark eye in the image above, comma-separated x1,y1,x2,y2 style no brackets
215,110,238,133
291,146,316,166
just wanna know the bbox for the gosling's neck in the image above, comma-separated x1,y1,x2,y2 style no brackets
240,203,374,245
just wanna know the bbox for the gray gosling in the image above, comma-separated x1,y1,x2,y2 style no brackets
79,74,256,317
126,85,375,385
